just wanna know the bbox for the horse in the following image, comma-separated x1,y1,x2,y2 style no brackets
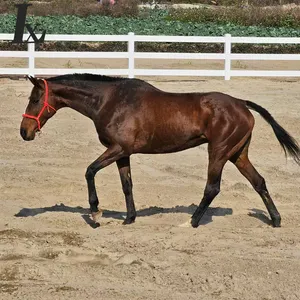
20,74,300,228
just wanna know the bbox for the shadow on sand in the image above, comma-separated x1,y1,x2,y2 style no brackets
15,203,233,228
248,208,272,225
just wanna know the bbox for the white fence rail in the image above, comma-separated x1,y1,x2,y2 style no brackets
0,33,300,80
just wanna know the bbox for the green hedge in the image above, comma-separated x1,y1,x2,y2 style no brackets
0,10,299,36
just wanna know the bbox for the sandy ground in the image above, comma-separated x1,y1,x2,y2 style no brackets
0,71,300,300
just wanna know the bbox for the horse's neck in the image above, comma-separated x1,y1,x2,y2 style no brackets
56,86,100,119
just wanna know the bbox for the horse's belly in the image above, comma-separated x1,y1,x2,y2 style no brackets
134,133,207,154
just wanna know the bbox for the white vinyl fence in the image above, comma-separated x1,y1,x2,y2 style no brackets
0,32,300,80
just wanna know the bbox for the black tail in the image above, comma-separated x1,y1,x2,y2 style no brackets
245,100,300,165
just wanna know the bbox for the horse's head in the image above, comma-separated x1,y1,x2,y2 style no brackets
20,76,57,141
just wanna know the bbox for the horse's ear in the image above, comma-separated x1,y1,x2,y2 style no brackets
26,75,44,89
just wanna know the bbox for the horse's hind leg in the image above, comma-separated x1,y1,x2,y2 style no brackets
191,149,226,228
116,157,136,225
230,138,281,227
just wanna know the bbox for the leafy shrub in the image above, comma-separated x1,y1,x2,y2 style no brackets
167,6,300,28
0,1,14,14
0,8,299,37
140,0,300,5
2,0,139,17
250,0,300,5
28,14,300,36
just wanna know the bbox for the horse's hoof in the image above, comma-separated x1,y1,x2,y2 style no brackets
272,216,281,228
122,217,136,225
91,210,103,223
191,217,200,228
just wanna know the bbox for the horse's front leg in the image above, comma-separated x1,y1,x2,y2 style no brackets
116,156,136,225
85,144,124,223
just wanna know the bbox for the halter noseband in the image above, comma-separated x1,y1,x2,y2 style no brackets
22,79,56,131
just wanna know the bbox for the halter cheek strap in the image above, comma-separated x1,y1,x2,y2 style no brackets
22,79,56,131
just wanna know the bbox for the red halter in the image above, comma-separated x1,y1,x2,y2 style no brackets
22,79,56,131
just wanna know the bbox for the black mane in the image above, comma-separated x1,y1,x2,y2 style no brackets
47,73,128,87
48,73,127,82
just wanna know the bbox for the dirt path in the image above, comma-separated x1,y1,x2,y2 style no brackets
0,77,300,300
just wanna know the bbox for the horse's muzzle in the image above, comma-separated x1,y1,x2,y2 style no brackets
20,127,35,141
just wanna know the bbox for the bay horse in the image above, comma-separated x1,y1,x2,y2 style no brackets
20,74,300,228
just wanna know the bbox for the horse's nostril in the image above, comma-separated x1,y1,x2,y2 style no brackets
20,127,27,140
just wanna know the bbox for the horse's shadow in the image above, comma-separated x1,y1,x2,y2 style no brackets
248,208,272,225
15,203,233,228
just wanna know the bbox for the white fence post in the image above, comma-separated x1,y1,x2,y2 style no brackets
128,32,135,78
224,34,231,80
28,42,35,76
